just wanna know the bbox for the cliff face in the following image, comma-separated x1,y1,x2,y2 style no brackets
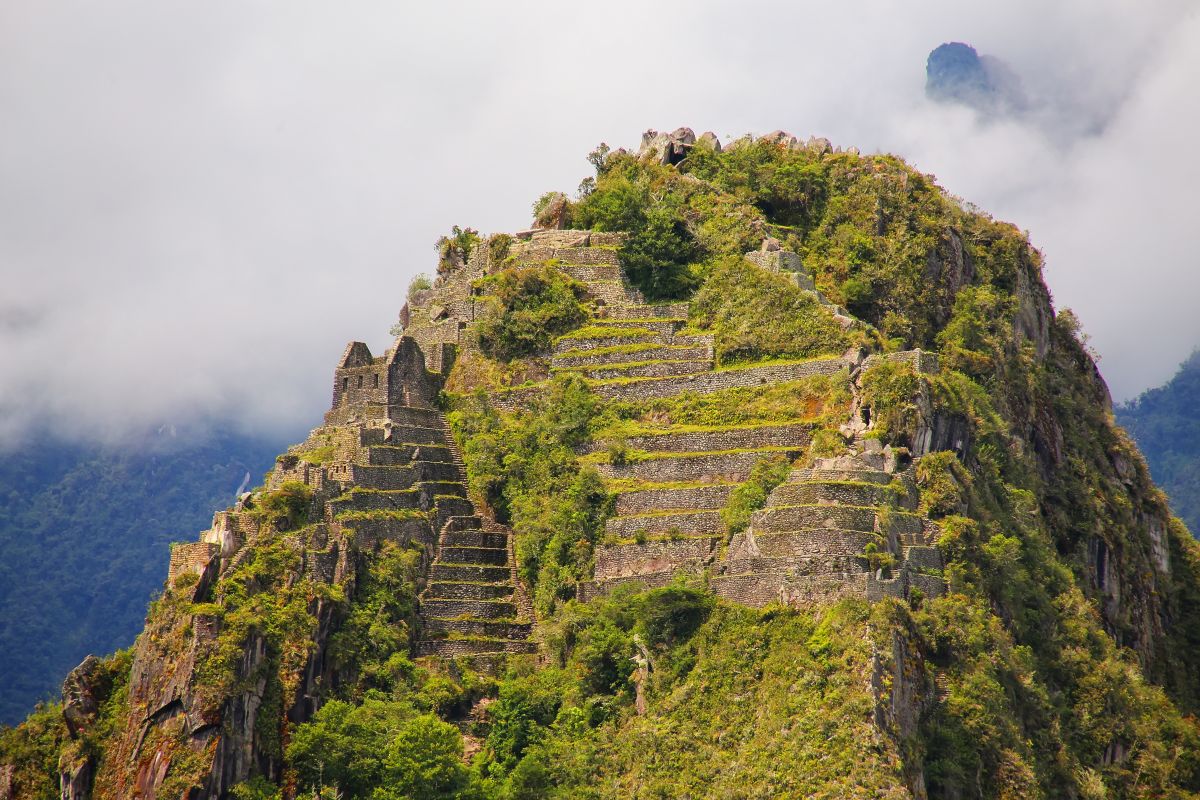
4,128,1200,800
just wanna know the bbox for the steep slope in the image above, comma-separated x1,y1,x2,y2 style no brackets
4,127,1200,800
1117,352,1200,536
0,430,284,726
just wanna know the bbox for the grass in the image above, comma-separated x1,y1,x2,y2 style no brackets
553,341,668,360
555,325,659,341
550,358,708,373
582,445,802,465
336,509,428,522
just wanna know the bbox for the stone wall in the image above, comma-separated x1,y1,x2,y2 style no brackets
593,537,719,581
167,542,219,583
590,423,814,455
496,358,849,411
595,450,795,483
614,484,734,516
728,529,881,560
606,510,724,537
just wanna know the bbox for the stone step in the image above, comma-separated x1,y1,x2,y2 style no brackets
442,529,509,549
518,244,621,266
902,545,943,571
787,468,893,485
614,483,735,516
721,554,867,577
593,536,720,581
555,263,624,282
555,359,712,381
552,344,713,369
366,444,453,465
438,545,508,566
424,585,513,604
442,515,483,533
328,488,422,516
606,302,689,320
430,562,511,582
589,357,846,403
754,505,924,536
578,279,643,307
381,406,445,427
767,481,906,510
605,509,724,538
415,638,538,657
360,424,447,447
590,423,813,455
552,328,670,355
729,528,885,559
337,515,433,548
594,449,801,484
588,318,683,336
424,618,533,640
416,481,467,499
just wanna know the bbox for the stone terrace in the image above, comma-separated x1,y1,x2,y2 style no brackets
401,226,944,609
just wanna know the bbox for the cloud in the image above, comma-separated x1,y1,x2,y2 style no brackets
1,0,1195,447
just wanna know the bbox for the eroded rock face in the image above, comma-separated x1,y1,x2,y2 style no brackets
62,657,103,739
534,192,570,229
0,765,15,800
638,127,696,165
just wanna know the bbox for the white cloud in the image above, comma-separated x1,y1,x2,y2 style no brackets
1,0,1196,446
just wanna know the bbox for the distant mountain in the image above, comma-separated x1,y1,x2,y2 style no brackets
0,428,287,724
1117,352,1200,536
926,41,1025,116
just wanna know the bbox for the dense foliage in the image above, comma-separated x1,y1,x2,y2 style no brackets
0,429,284,725
1117,352,1200,536
474,266,588,362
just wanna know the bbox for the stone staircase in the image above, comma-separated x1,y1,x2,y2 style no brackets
712,447,944,605
413,419,535,661
273,395,536,666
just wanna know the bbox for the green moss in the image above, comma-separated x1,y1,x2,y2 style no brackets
556,325,659,341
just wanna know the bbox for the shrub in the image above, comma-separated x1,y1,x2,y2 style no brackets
487,232,513,263
405,272,432,302
434,225,480,274
249,481,313,531
475,266,588,361
572,173,701,300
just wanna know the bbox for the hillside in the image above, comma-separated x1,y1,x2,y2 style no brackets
0,430,285,726
3,127,1200,800
1117,352,1200,537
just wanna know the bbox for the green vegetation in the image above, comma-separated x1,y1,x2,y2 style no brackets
407,272,433,301
436,225,482,275
245,481,313,531
475,266,588,361
0,430,282,726
691,254,856,364
1116,352,1200,536
721,453,793,537
448,376,613,615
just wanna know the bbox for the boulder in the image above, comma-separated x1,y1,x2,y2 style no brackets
638,127,696,165
62,656,103,738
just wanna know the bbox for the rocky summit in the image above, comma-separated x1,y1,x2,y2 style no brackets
4,127,1200,800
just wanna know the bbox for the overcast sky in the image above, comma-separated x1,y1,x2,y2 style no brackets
2,1,1197,447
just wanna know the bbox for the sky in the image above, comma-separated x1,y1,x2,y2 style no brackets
2,1,1197,447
